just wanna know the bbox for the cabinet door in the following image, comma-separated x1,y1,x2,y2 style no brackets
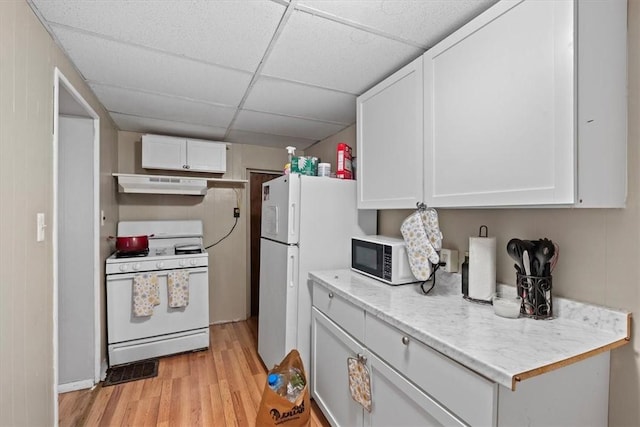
365,351,465,427
357,56,423,209
142,134,187,171
186,139,226,173
311,308,364,427
423,0,575,207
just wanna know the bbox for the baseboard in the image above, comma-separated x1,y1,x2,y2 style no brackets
100,359,108,381
210,318,245,325
58,379,94,394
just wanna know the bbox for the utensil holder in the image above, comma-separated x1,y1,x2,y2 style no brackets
516,273,552,319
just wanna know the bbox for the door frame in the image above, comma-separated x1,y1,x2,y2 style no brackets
246,169,281,319
52,68,101,405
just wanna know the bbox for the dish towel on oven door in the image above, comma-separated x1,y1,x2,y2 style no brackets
132,273,160,317
168,270,190,308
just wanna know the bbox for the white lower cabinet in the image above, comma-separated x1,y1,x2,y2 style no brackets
312,308,457,427
312,308,364,427
311,280,610,427
365,351,464,427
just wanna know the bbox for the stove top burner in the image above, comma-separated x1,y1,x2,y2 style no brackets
115,249,149,258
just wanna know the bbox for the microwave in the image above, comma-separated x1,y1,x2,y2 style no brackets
351,235,417,285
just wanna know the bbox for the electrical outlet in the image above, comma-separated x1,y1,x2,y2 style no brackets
233,207,240,218
440,249,459,273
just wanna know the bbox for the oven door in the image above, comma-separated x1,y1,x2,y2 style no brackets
106,267,209,344
351,239,386,280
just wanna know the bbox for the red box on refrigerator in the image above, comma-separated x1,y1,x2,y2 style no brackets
336,143,353,179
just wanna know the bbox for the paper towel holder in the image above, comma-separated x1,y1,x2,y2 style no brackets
462,224,495,305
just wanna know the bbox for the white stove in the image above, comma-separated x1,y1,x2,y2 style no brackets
106,220,210,366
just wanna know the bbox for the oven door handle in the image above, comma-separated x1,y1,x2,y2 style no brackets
106,267,208,281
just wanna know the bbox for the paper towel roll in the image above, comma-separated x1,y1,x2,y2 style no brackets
468,236,496,301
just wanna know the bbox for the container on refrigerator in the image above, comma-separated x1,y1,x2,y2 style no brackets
258,174,376,373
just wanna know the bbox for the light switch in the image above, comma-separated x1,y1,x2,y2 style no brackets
37,213,46,242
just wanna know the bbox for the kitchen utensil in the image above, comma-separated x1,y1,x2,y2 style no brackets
549,242,560,272
532,239,555,276
109,234,153,253
522,250,534,314
507,238,534,274
506,238,526,274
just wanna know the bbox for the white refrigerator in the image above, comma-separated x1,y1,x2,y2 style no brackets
258,174,376,372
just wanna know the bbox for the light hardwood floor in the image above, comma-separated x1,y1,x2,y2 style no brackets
59,318,330,426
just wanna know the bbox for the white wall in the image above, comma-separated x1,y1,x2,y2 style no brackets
0,1,119,424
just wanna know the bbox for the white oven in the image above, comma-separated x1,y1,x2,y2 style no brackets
105,220,210,366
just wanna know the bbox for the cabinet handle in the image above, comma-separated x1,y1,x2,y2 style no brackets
328,292,334,299
185,164,190,169
356,353,367,364
402,336,410,345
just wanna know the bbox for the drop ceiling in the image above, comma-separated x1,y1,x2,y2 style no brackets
30,0,497,149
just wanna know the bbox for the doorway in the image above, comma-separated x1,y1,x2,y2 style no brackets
53,69,100,397
249,171,281,316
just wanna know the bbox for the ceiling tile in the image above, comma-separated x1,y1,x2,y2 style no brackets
226,129,317,150
90,84,236,129
298,0,498,47
261,10,422,93
232,110,345,141
52,26,251,107
244,77,356,124
32,0,285,71
110,113,228,141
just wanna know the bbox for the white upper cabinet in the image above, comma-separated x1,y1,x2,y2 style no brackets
357,56,424,209
422,0,627,208
142,134,227,173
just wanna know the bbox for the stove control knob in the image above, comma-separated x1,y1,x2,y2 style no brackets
156,261,164,269
190,259,197,266
132,263,141,271
179,259,187,267
119,264,129,272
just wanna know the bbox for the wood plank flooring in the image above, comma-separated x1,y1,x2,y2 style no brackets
59,318,330,427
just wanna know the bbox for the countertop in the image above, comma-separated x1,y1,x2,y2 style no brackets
309,269,631,390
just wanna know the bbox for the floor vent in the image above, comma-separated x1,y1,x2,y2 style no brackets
103,359,159,386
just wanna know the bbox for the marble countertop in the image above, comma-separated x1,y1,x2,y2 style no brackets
309,269,630,390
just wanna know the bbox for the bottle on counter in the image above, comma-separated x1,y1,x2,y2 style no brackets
461,252,469,297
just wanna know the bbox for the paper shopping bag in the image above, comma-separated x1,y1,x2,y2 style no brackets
256,349,310,427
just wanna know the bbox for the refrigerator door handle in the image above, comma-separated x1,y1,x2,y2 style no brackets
289,253,296,288
290,202,296,237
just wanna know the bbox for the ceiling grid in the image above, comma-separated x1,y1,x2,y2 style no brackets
29,0,498,149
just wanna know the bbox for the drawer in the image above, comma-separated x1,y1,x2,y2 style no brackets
313,284,365,343
365,314,497,427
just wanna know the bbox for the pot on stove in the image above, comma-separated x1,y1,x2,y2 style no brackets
108,234,154,253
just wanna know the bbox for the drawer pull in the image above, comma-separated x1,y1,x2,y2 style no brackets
328,292,334,299
402,336,410,345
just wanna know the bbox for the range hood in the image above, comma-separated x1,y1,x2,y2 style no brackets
113,173,207,195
